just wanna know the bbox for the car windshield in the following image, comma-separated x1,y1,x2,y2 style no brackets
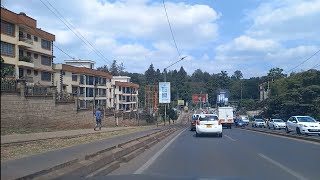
273,119,284,122
297,117,316,122
199,116,219,121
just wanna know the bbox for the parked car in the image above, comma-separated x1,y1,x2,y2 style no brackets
190,114,200,131
252,119,266,128
286,116,320,136
235,120,246,127
268,119,286,130
240,115,249,125
196,114,222,137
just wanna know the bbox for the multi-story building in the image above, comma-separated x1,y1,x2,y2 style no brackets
112,76,139,112
64,59,95,69
53,62,113,109
1,8,55,86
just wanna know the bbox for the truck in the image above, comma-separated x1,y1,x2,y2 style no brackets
218,107,234,129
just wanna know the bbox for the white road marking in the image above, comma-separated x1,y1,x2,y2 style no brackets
224,135,236,141
134,128,187,174
258,153,309,180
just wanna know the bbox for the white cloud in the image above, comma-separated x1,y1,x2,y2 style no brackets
246,0,320,41
216,35,281,53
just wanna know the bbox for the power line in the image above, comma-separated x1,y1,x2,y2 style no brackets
162,0,181,57
310,60,320,69
39,0,112,65
286,48,320,73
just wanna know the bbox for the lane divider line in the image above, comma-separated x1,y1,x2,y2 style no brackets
134,128,187,174
224,135,236,141
258,153,309,180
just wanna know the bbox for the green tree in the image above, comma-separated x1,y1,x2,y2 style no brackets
145,64,156,85
96,65,109,73
267,67,287,81
231,70,243,80
110,60,119,75
1,57,14,78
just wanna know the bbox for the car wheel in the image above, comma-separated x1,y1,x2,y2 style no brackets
296,127,301,135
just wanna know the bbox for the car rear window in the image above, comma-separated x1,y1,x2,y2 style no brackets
255,119,263,122
273,119,284,122
199,116,219,121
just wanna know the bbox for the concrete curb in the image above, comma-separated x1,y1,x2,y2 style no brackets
241,127,320,143
23,127,179,180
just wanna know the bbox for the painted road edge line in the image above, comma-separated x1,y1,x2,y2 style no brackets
258,153,309,180
224,135,236,141
134,128,187,174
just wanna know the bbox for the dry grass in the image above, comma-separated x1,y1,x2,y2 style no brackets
1,126,151,162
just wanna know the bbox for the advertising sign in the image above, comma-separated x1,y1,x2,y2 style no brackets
192,94,199,103
159,82,171,103
178,100,185,106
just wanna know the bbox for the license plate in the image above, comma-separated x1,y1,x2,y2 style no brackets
309,129,319,132
206,125,212,128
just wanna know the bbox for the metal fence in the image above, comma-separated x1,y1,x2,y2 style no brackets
1,79,17,91
25,86,55,96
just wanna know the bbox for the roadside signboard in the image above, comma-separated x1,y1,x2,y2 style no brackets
159,82,171,103
178,100,185,106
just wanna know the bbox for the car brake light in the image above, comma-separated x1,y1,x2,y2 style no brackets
196,120,200,125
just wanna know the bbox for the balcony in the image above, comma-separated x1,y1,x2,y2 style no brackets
20,76,34,83
18,56,34,68
96,94,107,97
18,37,33,48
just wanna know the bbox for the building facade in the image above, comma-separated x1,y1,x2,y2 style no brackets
53,63,113,109
112,76,139,112
64,60,95,69
1,8,55,86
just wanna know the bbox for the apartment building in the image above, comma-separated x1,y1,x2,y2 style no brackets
1,8,55,86
112,76,139,112
53,63,113,109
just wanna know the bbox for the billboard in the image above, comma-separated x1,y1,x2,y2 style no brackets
159,82,171,103
192,94,199,103
178,100,185,106
192,94,208,103
216,89,229,105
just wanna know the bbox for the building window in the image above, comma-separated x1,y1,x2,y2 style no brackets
86,88,94,97
27,34,31,40
27,69,31,75
34,54,38,59
119,86,121,91
34,36,38,42
0,41,15,56
41,39,51,50
34,70,38,76
41,71,51,81
80,75,85,84
72,73,77,81
41,55,51,66
27,52,31,57
1,20,15,36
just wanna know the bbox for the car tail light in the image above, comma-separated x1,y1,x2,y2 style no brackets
218,120,221,125
196,120,200,125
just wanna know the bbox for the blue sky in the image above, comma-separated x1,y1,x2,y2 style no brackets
3,0,320,77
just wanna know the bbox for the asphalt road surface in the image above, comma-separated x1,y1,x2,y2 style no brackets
111,127,320,180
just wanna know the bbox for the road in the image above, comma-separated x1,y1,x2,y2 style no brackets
111,127,320,180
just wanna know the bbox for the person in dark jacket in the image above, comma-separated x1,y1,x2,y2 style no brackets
94,108,102,131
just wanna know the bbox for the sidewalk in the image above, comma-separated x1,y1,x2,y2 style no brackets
1,127,138,144
1,127,167,180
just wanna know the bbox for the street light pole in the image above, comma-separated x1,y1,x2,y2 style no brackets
162,56,187,126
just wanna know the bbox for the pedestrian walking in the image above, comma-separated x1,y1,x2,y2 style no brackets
94,108,102,131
